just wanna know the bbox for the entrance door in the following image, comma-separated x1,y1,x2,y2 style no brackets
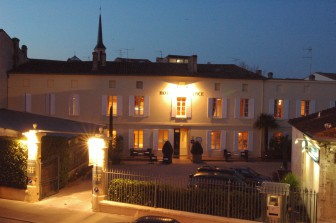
173,128,188,157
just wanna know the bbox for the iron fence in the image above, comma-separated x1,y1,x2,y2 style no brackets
104,168,317,223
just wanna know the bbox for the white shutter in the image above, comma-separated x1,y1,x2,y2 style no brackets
143,129,149,149
129,96,135,116
168,129,174,143
248,131,253,151
152,129,159,150
233,131,238,152
117,96,123,116
144,96,150,117
330,101,336,108
268,99,275,115
171,97,177,117
50,93,55,115
296,100,301,117
222,98,228,119
186,97,192,118
206,130,212,151
220,130,227,150
45,94,50,114
310,100,316,114
248,98,255,119
25,93,31,112
207,98,213,118
234,98,240,119
101,95,107,116
128,129,134,149
75,94,80,115
283,99,289,119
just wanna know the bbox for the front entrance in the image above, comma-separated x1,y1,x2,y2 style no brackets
173,128,188,157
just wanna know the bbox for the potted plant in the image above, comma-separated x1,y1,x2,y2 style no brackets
191,141,203,163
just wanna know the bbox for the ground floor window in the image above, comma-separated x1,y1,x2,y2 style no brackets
238,131,248,150
158,130,169,150
133,129,143,149
211,131,221,150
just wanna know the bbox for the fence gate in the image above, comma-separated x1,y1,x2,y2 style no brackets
40,156,60,200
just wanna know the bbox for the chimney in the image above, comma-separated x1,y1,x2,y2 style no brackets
309,74,315,80
21,45,28,59
256,70,262,75
267,72,273,79
188,55,197,73
92,52,98,70
12,38,20,67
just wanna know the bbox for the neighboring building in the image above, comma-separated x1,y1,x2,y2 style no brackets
304,72,336,81
4,14,336,160
0,29,28,108
289,107,336,221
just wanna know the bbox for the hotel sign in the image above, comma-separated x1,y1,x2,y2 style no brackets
302,140,320,163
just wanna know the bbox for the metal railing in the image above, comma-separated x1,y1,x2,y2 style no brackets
104,168,317,223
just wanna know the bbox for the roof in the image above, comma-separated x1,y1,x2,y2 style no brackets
0,109,104,135
8,59,265,80
315,72,336,80
288,107,336,141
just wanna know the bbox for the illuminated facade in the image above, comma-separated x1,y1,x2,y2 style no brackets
289,107,336,221
4,15,336,160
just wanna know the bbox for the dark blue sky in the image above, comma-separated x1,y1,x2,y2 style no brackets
1,0,336,78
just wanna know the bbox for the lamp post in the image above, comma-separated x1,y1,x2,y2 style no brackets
88,128,107,211
23,124,45,202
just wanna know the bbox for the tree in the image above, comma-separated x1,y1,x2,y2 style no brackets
254,113,279,156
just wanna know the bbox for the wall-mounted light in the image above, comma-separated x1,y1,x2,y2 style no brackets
23,124,39,161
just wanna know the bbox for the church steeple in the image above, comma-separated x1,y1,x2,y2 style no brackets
95,14,106,50
92,12,106,70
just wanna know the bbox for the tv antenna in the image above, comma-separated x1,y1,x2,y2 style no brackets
303,47,313,74
230,57,240,65
156,50,163,58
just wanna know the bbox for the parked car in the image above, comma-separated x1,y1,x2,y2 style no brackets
231,167,271,186
189,166,245,188
133,215,180,223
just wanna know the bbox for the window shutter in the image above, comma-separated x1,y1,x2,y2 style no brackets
102,95,107,116
45,94,50,114
207,98,213,118
248,131,253,151
222,98,228,118
75,94,80,115
168,129,174,143
310,100,316,114
283,99,289,119
234,98,240,119
233,131,238,153
248,98,255,119
129,96,135,116
171,97,177,118
268,99,275,115
25,93,31,112
186,97,192,118
144,96,150,117
330,100,336,108
296,100,301,117
206,130,212,151
128,129,134,149
143,129,149,149
50,93,55,115
220,130,227,150
117,96,123,116
152,129,158,151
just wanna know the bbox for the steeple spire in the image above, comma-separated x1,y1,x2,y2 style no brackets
95,13,106,50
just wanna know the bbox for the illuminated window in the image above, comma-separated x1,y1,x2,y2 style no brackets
158,130,169,150
300,100,310,116
105,96,117,116
240,99,249,118
274,99,283,118
134,129,144,149
211,131,221,150
134,96,144,116
238,131,248,150
69,94,80,116
211,98,222,118
176,97,186,118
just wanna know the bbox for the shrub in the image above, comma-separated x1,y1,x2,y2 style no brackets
281,172,299,190
191,141,203,155
0,137,27,189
